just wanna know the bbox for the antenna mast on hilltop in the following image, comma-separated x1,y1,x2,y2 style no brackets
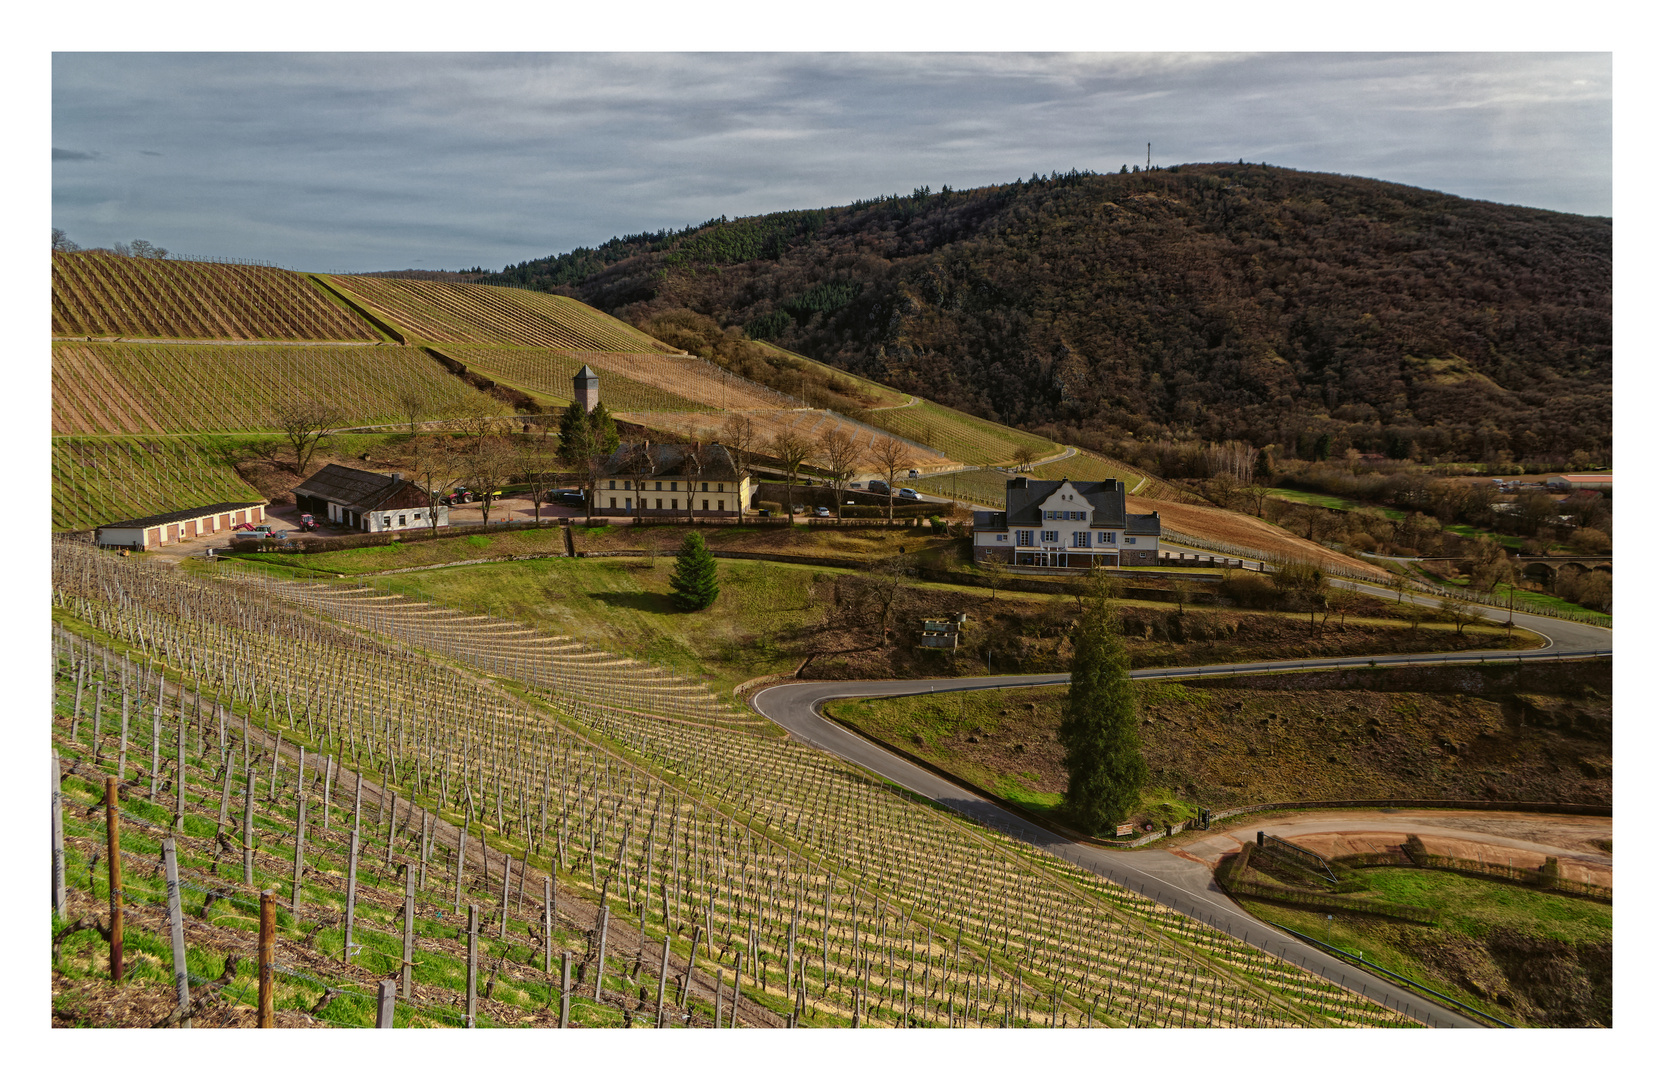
1147,143,1151,171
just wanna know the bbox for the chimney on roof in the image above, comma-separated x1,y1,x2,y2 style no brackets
390,472,402,482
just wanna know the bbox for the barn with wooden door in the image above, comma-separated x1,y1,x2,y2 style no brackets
292,463,448,533
94,500,266,551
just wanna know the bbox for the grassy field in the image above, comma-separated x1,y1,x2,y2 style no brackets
822,656,1606,835
367,555,838,694
1267,487,1408,521
52,342,502,436
1239,870,1611,1027
52,252,381,341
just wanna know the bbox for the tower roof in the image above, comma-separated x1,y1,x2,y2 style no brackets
574,365,599,381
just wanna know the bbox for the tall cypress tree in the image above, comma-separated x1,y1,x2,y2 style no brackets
1058,591,1146,833
669,532,720,612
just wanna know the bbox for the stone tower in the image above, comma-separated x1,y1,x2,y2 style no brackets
573,364,600,413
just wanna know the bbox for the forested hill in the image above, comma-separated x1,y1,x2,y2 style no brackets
488,164,1611,462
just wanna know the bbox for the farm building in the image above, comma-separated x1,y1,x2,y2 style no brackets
1547,473,1613,492
592,442,754,518
94,500,266,551
973,477,1160,568
292,464,449,533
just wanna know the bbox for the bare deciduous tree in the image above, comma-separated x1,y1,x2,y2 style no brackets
865,436,911,522
513,433,560,526
276,398,343,477
463,441,517,527
721,415,759,520
402,436,462,538
769,431,813,524
396,387,433,433
817,428,861,520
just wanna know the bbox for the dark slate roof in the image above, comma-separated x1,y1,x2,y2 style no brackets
1002,477,1130,528
973,510,1007,529
575,364,599,381
599,442,744,481
1125,512,1162,535
98,501,265,532
292,463,411,513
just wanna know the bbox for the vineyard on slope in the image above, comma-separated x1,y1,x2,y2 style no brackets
52,253,380,342
436,347,716,414
326,278,674,353
855,399,1059,468
52,437,262,533
208,553,1412,1028
52,343,503,436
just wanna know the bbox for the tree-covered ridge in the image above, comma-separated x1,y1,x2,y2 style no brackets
505,165,1610,463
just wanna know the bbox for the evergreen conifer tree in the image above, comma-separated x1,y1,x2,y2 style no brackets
589,404,621,455
1058,587,1146,833
669,532,720,611
557,399,592,466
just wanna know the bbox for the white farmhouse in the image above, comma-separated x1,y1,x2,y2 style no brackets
972,477,1160,568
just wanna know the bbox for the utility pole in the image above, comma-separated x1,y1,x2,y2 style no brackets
1147,143,1151,171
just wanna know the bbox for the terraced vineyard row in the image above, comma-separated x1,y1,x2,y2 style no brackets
327,277,673,353
438,347,715,414
52,436,261,532
196,556,1417,1028
855,399,1059,467
52,252,379,342
52,343,503,436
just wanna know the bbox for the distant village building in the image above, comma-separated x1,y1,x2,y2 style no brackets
592,442,753,518
292,464,448,533
94,500,267,551
574,364,600,413
972,477,1160,568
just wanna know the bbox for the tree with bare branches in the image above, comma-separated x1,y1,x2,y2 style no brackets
866,436,910,522
456,410,507,456
401,436,462,538
770,430,813,523
276,398,343,477
722,415,759,520
817,428,861,520
396,387,432,433
1013,445,1038,472
513,433,560,526
463,440,516,527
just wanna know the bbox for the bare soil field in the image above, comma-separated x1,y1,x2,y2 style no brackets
1129,496,1385,577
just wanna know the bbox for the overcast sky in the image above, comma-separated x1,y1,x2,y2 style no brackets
51,52,1611,273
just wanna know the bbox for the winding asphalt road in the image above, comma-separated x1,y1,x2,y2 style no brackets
752,588,1611,1028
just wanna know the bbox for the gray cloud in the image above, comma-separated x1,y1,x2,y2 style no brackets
51,52,1611,272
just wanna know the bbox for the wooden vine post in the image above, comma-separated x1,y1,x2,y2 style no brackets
163,838,191,1028
51,752,66,921
105,776,123,981
402,864,416,1001
465,904,479,1028
258,889,276,1027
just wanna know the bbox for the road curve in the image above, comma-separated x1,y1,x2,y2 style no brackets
752,605,1609,1028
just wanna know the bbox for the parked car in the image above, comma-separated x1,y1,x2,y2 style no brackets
897,488,922,501
867,480,890,495
791,505,806,514
548,489,587,507
756,509,774,519
907,469,921,478
814,506,831,517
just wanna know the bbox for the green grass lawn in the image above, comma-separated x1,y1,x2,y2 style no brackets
1267,488,1406,521
373,555,844,693
1239,868,1611,1027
